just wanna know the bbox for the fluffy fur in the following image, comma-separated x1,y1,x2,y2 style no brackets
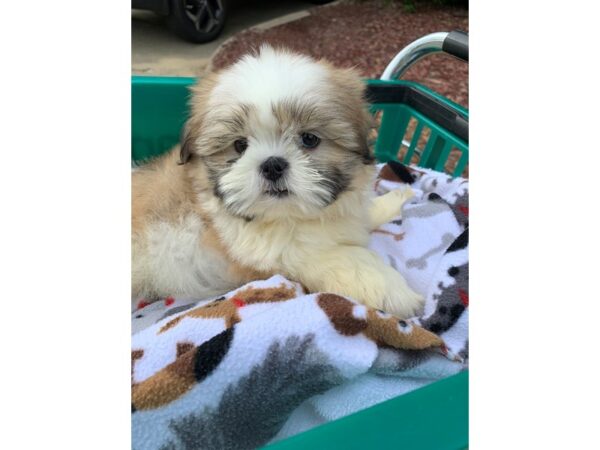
132,46,424,317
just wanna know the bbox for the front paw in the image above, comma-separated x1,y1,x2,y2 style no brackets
324,262,424,319
388,187,415,205
383,274,424,318
369,188,416,229
368,265,424,318
301,248,424,319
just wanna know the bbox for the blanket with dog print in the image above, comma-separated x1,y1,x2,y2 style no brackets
131,162,469,450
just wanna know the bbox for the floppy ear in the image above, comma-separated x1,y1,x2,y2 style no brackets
360,121,376,165
177,72,221,165
178,120,196,165
359,99,376,165
325,64,376,165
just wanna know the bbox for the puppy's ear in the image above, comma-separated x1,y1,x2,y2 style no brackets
324,64,376,165
178,72,221,165
360,117,376,165
178,120,195,165
358,101,376,165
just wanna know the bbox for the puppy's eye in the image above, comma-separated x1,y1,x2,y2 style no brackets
234,139,248,154
300,133,320,149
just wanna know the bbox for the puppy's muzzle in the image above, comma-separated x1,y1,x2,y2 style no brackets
260,157,289,182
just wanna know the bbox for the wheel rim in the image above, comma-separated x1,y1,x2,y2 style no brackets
184,0,224,33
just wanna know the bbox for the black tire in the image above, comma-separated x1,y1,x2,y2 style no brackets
307,0,334,4
167,0,227,44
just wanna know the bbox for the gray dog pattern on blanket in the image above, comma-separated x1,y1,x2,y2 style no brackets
160,335,343,450
132,162,468,449
371,162,468,355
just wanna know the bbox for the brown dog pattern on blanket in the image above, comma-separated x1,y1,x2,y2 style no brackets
132,328,235,412
132,286,448,413
133,283,301,411
160,335,344,450
316,293,444,350
158,283,298,333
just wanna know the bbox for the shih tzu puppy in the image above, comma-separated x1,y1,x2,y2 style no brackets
132,46,424,317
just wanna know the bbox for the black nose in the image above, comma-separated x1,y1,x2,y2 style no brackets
260,157,289,182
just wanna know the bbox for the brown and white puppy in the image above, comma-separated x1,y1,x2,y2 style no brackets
132,46,423,317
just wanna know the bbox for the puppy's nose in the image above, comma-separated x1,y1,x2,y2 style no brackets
260,157,289,182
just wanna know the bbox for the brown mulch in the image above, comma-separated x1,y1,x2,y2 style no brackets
210,0,468,107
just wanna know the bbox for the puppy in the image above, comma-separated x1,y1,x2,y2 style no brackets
132,46,424,317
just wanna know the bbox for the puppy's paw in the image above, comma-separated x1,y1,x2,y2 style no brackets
369,188,415,229
382,273,424,318
300,247,423,319
323,261,423,319
388,187,415,205
365,264,424,318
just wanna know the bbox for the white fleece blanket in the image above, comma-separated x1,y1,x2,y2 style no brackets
131,162,468,449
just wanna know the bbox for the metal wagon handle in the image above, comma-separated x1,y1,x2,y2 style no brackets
380,30,468,81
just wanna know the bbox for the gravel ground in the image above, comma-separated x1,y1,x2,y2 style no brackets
210,0,468,107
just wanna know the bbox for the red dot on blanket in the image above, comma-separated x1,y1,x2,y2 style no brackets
458,289,469,307
165,297,175,306
459,206,469,216
137,300,150,309
232,298,246,308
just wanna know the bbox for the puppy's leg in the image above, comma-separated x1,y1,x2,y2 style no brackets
369,188,414,229
297,246,424,318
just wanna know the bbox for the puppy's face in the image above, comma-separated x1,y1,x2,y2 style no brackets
182,47,374,220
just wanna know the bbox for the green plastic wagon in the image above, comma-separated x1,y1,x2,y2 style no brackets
132,30,469,450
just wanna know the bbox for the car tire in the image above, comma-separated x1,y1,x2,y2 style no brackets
167,0,227,44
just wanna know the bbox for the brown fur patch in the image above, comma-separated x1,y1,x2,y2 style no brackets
158,314,185,334
176,342,195,358
317,293,367,336
131,347,197,411
363,310,444,349
159,297,241,334
158,283,298,334
233,283,298,304
379,164,402,182
131,349,144,385
316,294,444,350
